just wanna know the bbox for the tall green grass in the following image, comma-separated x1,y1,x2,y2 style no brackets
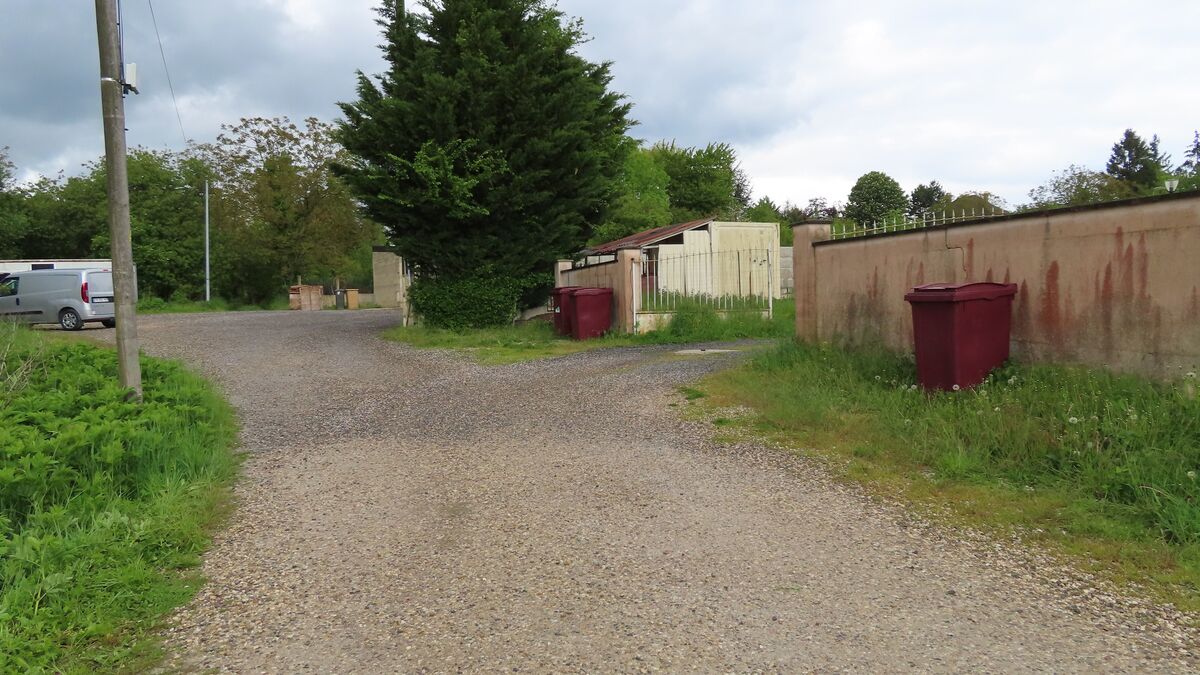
0,323,239,671
703,340,1200,607
384,299,795,364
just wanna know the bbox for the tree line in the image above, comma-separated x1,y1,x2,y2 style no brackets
0,117,379,306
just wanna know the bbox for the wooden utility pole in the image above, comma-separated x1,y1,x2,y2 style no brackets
95,0,142,398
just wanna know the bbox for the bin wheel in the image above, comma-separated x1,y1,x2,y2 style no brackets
102,319,116,329
59,308,83,331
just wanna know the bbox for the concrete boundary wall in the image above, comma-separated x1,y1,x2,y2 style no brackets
794,193,1200,377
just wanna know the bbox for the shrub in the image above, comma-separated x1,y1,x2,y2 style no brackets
408,274,524,330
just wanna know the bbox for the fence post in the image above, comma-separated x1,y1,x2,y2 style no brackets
767,247,774,320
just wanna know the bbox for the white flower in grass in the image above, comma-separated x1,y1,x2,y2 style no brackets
1068,417,1080,425
994,407,1001,412
875,375,882,381
909,384,918,392
1188,471,1197,481
1187,372,1197,379
1008,376,1018,385
952,384,961,391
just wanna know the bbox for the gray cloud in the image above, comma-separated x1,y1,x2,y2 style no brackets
4,0,1199,208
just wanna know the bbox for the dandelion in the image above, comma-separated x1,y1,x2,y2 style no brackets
994,407,1001,412
909,384,918,392
952,384,961,391
1189,471,1197,481
1187,372,1197,380
1008,376,1018,385
875,375,882,381
1068,417,1080,425
904,419,912,426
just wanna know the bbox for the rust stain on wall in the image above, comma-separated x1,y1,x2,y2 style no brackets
1038,261,1065,351
966,238,976,280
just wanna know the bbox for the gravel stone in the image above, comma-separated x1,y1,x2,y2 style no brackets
84,310,1199,672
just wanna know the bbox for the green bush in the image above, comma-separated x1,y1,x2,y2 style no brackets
409,274,524,330
0,325,238,671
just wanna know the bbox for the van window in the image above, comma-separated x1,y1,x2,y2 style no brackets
0,277,17,297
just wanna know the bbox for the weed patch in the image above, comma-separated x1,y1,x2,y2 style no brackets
697,340,1200,610
0,323,239,671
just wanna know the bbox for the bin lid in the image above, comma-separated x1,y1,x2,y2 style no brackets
571,287,613,296
905,281,1018,303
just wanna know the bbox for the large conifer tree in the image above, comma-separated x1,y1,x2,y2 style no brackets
336,0,631,289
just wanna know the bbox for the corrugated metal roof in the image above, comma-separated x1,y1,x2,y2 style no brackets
582,217,715,255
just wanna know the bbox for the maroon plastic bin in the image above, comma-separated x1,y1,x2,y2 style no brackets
569,288,614,340
551,286,581,336
904,282,1019,392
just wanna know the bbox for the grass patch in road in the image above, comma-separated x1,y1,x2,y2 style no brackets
137,296,290,314
692,339,1200,612
0,323,240,672
383,299,795,365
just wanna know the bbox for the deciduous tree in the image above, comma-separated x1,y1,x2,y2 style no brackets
845,171,907,226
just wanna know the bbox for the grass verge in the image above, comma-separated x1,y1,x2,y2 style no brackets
691,339,1200,612
0,323,239,672
137,296,290,314
383,299,794,365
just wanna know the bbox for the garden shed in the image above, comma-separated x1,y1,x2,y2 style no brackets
580,218,783,301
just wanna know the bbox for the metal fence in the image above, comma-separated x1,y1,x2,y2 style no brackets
637,247,774,316
831,206,1005,241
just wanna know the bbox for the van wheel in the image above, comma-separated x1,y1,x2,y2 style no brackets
59,308,83,331
102,319,116,329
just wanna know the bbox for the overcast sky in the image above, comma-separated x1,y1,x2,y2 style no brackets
3,1,1198,208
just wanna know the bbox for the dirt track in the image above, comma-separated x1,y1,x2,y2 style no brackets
93,310,1197,672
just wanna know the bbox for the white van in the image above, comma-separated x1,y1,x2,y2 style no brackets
0,269,117,330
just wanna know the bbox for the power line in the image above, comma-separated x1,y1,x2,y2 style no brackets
146,0,187,144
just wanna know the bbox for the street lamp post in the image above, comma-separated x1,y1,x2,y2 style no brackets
204,179,210,302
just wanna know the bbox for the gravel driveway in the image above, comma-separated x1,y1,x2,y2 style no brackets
93,310,1196,672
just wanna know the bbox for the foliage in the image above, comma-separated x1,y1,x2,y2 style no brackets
408,272,537,330
908,181,949,217
1180,131,1200,176
1106,128,1165,192
203,116,377,304
336,0,632,305
1027,164,1136,209
0,148,29,260
1,127,373,305
701,341,1200,608
647,141,747,223
946,191,1006,213
590,144,672,245
844,171,907,226
0,325,238,671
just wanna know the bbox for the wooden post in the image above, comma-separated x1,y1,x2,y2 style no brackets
95,0,142,398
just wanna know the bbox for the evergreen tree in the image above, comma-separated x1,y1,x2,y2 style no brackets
335,0,631,298
1180,131,1200,176
1105,129,1159,191
908,181,949,217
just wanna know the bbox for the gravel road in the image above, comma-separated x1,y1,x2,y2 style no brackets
91,310,1197,672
